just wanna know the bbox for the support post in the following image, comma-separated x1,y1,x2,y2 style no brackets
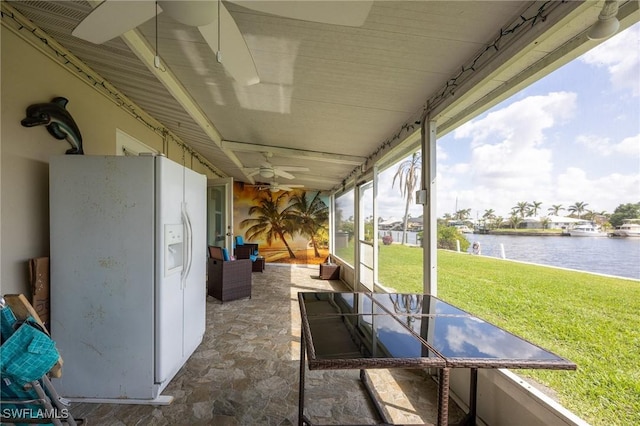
421,115,438,295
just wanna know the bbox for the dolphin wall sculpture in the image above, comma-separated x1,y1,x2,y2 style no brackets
21,97,84,154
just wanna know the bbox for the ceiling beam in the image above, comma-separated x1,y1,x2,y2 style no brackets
221,140,366,166
296,176,343,186
121,30,260,182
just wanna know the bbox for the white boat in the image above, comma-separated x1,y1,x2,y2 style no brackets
455,225,474,234
569,223,608,237
612,219,640,237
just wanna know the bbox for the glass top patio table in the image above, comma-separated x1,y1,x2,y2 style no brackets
297,292,576,426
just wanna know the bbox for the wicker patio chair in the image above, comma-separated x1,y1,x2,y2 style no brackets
207,246,252,302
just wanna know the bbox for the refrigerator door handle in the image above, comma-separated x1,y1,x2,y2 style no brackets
186,209,194,283
181,202,194,288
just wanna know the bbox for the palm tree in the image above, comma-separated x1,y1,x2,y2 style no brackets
509,214,523,229
240,191,297,258
540,216,551,230
548,204,564,216
528,201,543,217
392,152,421,244
482,209,496,229
483,209,496,219
568,201,589,219
285,191,328,257
513,201,529,218
455,208,472,221
583,209,595,221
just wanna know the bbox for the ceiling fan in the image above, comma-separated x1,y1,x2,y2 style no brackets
245,152,309,180
71,0,373,86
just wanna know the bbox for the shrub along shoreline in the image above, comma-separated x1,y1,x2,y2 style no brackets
377,246,640,426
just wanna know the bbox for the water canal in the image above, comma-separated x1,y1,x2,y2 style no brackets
379,230,640,280
462,233,640,280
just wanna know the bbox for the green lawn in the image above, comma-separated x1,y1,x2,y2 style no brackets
375,244,640,426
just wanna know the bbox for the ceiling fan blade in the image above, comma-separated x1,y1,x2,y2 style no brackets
246,169,260,177
279,184,304,191
233,0,373,27
274,169,295,180
198,2,260,86
157,0,217,27
72,1,158,44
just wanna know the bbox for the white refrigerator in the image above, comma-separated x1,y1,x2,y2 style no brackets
49,154,206,404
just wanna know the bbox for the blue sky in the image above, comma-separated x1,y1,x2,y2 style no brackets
377,22,639,221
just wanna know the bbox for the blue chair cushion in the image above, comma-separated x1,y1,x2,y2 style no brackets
249,254,258,262
1,318,60,386
222,247,231,261
235,236,244,246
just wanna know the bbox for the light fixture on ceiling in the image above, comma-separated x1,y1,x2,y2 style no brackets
260,168,275,179
588,0,620,40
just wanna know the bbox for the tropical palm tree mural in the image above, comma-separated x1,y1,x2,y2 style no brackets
236,184,331,263
285,191,329,258
240,191,297,258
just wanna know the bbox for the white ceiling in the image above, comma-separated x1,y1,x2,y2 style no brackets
5,0,639,192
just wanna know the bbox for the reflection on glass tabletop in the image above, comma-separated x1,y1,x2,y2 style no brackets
299,292,576,369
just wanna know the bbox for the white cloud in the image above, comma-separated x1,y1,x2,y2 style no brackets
581,23,640,96
435,92,578,216
454,92,577,148
436,144,448,161
554,167,640,213
576,134,613,155
449,162,470,174
470,142,553,188
577,133,640,157
616,134,640,156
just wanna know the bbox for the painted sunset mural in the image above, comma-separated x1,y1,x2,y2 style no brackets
233,182,330,264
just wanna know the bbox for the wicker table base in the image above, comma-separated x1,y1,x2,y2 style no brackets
298,326,450,426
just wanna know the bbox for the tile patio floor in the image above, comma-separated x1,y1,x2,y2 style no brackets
67,264,464,425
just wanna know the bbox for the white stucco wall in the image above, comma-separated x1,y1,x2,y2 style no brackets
0,26,210,295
